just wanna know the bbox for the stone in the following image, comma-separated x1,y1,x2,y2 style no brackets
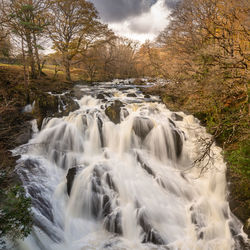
105,101,124,124
133,117,154,140
66,167,77,196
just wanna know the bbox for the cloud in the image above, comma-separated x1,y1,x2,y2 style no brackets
90,0,179,23
90,0,156,22
89,0,180,43
108,0,171,42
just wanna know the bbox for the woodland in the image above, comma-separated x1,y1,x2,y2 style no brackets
0,0,249,244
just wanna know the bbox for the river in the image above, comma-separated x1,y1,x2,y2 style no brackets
13,80,247,250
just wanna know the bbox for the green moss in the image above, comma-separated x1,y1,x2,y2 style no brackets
225,141,250,178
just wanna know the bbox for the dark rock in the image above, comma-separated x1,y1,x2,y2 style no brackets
133,78,145,85
122,108,129,119
102,194,112,217
97,93,105,99
105,101,124,124
168,118,176,128
171,113,183,121
97,116,104,147
144,94,150,99
133,117,154,140
127,93,137,97
15,121,32,145
106,173,117,192
138,211,165,245
137,154,155,177
66,167,77,196
172,130,183,158
105,211,123,235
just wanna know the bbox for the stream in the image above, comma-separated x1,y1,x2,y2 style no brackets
13,80,248,250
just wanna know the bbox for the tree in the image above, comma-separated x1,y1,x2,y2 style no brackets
47,0,111,81
1,0,48,79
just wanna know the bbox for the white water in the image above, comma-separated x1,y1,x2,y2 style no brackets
13,81,247,250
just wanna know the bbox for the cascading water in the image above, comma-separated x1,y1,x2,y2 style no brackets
13,81,248,250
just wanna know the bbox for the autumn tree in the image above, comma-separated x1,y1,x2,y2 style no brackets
1,0,48,78
46,0,112,81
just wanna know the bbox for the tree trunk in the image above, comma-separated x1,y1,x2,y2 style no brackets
33,32,42,78
25,32,37,79
63,56,71,81
21,38,28,87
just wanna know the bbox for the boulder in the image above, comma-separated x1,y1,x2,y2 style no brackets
66,167,77,196
105,101,124,124
97,93,105,99
171,113,183,121
133,117,154,140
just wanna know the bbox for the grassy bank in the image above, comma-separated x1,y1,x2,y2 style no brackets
144,82,250,236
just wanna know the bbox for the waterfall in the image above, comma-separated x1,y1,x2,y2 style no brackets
13,81,247,250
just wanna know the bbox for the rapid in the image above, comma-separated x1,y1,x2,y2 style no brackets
13,80,248,250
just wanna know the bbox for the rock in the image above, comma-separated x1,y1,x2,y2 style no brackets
172,130,183,158
97,93,105,99
105,101,124,124
66,167,77,196
133,78,145,85
105,211,123,235
127,93,137,97
171,113,183,121
133,117,154,140
138,210,165,245
144,94,150,99
15,121,32,145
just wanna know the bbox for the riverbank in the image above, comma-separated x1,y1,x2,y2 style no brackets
0,64,80,242
143,82,250,237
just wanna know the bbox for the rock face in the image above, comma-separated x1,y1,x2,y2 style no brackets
133,117,154,140
15,122,32,145
66,167,77,196
105,101,124,124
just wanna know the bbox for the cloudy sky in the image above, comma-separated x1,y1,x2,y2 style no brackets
90,0,179,43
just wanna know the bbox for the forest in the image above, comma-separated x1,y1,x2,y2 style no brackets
0,0,249,247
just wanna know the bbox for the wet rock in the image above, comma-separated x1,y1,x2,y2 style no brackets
97,93,105,99
104,93,112,98
60,94,80,116
122,108,129,119
133,78,145,85
144,94,150,99
127,93,137,97
102,194,112,217
133,117,154,140
172,130,183,158
171,113,183,121
15,121,32,145
138,211,165,245
106,173,117,192
33,94,59,128
97,116,104,147
105,101,124,124
66,167,77,196
137,154,155,177
105,211,123,235
168,118,176,128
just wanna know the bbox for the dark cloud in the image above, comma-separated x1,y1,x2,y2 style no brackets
90,0,179,23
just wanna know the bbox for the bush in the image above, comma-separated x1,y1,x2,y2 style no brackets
0,181,33,244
